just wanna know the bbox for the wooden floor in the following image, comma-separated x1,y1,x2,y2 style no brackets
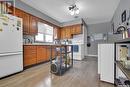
0,57,114,87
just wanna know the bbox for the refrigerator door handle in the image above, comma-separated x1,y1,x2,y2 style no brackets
0,52,22,57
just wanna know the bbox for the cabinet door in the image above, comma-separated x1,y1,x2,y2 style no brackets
65,26,72,39
71,25,76,34
57,28,61,39
36,46,46,63
61,28,66,39
75,24,82,34
70,24,82,35
24,46,37,67
24,53,36,67
29,16,38,35
22,12,30,35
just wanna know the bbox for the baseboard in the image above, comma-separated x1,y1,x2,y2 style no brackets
98,74,114,85
100,80,114,85
87,54,98,57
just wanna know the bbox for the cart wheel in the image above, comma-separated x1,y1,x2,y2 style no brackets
51,63,58,73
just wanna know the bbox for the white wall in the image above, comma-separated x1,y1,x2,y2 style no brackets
110,0,130,42
87,22,111,56
112,0,130,32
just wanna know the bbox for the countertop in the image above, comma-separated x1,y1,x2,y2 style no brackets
23,43,53,46
23,43,74,46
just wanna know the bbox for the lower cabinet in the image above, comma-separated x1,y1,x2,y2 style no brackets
24,45,54,67
24,46,37,67
36,46,46,63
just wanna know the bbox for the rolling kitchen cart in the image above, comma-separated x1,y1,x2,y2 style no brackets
114,38,130,87
50,45,73,75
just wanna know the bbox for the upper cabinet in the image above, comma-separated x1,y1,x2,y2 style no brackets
71,24,82,35
60,24,82,39
14,8,38,35
22,12,30,35
29,16,38,35
74,24,82,34
65,26,72,39
15,8,30,35
61,27,66,39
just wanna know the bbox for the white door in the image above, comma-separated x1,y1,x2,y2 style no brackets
0,16,23,53
100,44,114,83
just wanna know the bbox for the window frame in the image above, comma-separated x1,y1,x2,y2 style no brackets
35,22,54,43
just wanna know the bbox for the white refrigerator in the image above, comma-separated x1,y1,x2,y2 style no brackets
0,14,23,78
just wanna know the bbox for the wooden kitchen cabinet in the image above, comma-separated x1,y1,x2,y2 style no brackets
22,12,30,35
15,8,30,35
65,26,72,39
14,7,62,36
70,24,82,35
60,24,82,39
24,46,37,67
14,8,38,35
24,45,57,68
71,25,76,34
29,16,38,35
61,26,71,39
60,27,66,39
74,24,82,34
24,45,52,67
36,46,46,63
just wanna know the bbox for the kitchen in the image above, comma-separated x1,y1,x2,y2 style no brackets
0,0,130,87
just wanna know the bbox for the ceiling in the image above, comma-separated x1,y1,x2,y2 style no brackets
21,0,120,24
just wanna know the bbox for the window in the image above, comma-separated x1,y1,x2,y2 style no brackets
35,33,44,42
35,22,53,42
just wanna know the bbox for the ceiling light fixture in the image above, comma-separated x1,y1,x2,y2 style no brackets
68,4,79,16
